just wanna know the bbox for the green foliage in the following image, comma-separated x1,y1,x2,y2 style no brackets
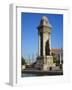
21,57,26,65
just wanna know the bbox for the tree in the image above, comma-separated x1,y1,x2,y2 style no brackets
21,57,26,65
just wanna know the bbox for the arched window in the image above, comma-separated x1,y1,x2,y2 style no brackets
45,40,50,55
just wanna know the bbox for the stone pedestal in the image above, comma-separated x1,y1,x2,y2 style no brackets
35,56,56,71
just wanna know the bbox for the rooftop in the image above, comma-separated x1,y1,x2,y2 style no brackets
51,48,63,54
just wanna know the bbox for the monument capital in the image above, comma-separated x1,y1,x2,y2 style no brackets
38,16,52,29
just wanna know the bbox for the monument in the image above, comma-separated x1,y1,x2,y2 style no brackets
35,16,55,71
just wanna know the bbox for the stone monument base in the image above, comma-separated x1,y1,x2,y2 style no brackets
35,56,56,71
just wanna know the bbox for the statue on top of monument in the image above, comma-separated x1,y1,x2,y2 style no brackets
39,16,52,28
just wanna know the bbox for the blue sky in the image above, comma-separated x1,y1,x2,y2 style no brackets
21,12,63,59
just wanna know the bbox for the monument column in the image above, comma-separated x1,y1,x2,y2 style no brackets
35,16,55,71
43,33,46,56
37,16,52,57
48,32,51,55
38,32,40,56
